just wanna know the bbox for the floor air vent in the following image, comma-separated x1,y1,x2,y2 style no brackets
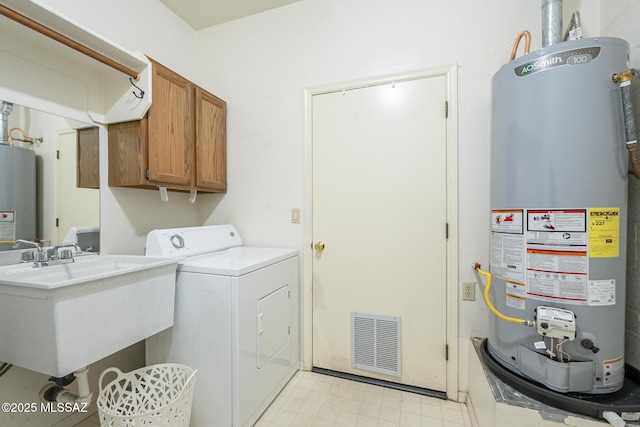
351,312,401,377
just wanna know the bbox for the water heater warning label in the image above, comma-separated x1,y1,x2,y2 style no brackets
603,355,624,386
492,210,523,234
0,211,16,243
523,210,589,304
506,280,526,310
491,210,525,284
589,279,616,306
589,208,619,258
491,208,622,307
526,248,588,303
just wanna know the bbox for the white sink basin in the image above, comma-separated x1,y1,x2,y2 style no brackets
0,255,178,377
0,254,174,288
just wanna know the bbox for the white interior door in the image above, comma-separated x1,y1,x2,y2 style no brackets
312,75,449,391
55,129,99,245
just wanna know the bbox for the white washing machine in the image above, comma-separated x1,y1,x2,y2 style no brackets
145,225,299,427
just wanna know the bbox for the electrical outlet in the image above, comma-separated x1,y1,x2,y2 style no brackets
462,281,475,301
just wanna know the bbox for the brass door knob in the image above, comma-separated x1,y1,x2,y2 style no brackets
314,241,325,251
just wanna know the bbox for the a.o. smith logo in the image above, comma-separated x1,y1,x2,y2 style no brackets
519,55,563,75
514,46,601,77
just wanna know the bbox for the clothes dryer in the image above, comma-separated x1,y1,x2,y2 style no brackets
145,224,299,427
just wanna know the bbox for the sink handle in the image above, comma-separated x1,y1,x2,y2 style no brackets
21,250,35,262
58,248,75,260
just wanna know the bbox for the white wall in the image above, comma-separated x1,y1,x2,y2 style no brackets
196,0,599,393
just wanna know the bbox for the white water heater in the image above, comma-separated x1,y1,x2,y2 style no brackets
488,37,629,394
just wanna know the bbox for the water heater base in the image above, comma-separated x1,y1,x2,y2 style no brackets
480,338,640,421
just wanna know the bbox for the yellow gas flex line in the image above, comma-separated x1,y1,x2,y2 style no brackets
472,263,534,327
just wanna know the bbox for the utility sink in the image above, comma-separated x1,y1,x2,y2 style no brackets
0,255,178,377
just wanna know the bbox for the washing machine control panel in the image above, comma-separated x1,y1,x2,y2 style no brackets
145,225,243,257
148,230,196,256
170,233,185,249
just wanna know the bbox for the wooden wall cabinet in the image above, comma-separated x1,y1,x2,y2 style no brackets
108,58,227,193
77,126,99,189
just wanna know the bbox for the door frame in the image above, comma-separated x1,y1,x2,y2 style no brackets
302,64,459,400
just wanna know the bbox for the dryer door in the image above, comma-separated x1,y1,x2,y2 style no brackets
257,285,291,368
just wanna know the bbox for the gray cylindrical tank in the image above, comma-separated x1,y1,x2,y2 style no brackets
0,145,36,250
489,37,629,394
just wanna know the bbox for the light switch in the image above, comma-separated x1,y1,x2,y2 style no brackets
291,208,301,224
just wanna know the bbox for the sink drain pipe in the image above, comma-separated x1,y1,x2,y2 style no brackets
39,366,93,405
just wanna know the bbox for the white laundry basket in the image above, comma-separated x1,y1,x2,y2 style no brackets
97,363,196,427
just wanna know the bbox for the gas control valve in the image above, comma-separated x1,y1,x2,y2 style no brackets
535,306,576,340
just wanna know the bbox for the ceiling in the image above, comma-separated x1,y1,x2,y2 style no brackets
158,0,303,30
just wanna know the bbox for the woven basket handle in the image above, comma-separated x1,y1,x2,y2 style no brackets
98,367,124,392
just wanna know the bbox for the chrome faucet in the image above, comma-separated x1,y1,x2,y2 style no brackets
14,240,81,267
14,239,42,250
13,239,45,267
50,242,81,262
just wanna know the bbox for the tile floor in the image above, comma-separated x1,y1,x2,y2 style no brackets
256,370,473,427
74,370,473,427
73,412,100,427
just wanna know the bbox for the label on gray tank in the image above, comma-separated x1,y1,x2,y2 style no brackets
515,46,601,77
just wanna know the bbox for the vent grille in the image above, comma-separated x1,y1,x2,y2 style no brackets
352,312,401,377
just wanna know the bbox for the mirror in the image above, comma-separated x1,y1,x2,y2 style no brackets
1,101,99,261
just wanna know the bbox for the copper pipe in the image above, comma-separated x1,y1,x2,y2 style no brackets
8,127,42,146
0,4,139,80
630,149,640,180
509,30,531,62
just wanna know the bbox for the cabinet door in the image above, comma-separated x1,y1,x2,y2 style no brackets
195,87,227,191
77,127,99,189
108,119,148,187
147,60,194,186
